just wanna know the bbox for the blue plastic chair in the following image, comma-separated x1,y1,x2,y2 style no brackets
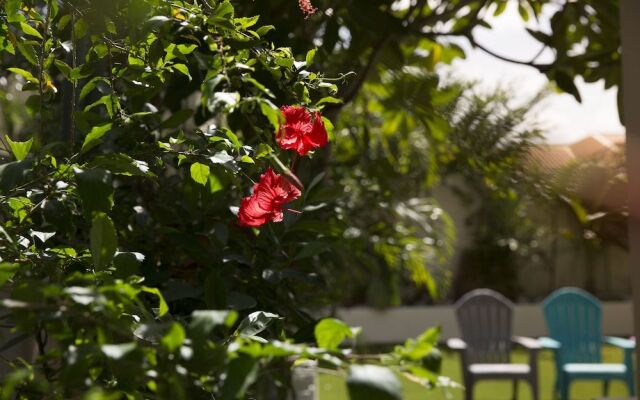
541,287,635,400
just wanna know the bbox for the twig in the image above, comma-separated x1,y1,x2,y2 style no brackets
70,11,77,149
469,36,550,71
339,35,390,106
38,0,54,141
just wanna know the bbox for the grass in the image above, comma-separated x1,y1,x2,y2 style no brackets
318,347,633,400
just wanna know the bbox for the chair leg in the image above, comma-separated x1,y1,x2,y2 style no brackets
464,379,474,400
529,377,539,400
512,379,518,400
560,376,570,400
627,374,636,397
603,380,609,397
553,364,562,400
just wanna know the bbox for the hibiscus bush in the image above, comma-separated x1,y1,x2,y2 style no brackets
0,0,445,398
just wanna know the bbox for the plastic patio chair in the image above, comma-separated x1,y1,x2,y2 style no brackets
447,289,540,400
541,287,636,400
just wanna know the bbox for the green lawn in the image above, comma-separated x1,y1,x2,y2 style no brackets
318,347,633,400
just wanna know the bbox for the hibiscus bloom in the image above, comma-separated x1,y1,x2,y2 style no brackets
276,106,328,156
298,0,317,18
238,168,302,227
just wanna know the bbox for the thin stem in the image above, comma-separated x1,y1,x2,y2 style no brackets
106,41,121,118
338,35,390,106
70,11,77,149
38,0,54,141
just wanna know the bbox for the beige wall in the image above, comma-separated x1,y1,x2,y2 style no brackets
433,176,631,302
337,301,634,344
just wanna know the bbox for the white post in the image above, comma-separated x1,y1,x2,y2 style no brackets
620,0,640,395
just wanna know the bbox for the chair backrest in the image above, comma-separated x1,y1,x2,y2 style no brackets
543,287,602,364
455,289,513,364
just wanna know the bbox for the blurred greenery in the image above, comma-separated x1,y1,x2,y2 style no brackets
320,347,632,400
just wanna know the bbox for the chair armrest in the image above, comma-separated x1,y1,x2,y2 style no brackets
603,336,635,350
512,336,541,350
446,338,467,351
538,337,561,350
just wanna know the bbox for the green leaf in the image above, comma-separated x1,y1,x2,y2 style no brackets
75,168,114,215
314,318,353,350
172,63,191,80
235,15,259,29
306,48,317,66
0,159,33,193
84,95,116,119
82,123,113,152
176,44,197,54
554,70,582,102
322,117,335,141
5,0,24,23
190,310,238,337
214,1,234,19
494,1,508,16
236,311,280,338
208,174,224,193
259,100,283,131
90,213,117,270
517,3,530,22
316,96,343,107
190,162,210,186
161,322,185,352
19,22,42,39
254,143,273,159
91,153,153,177
208,1,235,30
7,68,38,83
255,25,275,36
142,286,169,317
4,135,33,161
239,155,254,164
0,263,19,287
101,343,136,360
80,77,110,101
221,355,258,400
7,197,31,222
54,59,73,79
223,129,241,149
346,365,402,400
16,43,38,66
395,326,440,361
56,14,71,30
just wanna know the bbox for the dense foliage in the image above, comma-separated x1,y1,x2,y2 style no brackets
0,0,446,398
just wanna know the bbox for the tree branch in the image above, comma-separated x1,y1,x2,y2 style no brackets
469,36,551,71
338,35,390,107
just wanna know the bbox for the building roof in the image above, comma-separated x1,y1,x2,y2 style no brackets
529,133,624,172
528,133,626,210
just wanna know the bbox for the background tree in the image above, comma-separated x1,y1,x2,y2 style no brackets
442,87,546,300
233,0,622,303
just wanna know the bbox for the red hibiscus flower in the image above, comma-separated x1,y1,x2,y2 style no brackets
276,106,328,156
238,168,302,227
298,0,317,18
